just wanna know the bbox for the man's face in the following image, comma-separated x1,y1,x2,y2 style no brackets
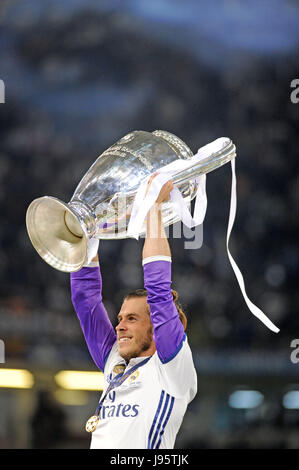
116,297,156,363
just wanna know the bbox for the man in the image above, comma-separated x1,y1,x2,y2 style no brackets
70,177,197,449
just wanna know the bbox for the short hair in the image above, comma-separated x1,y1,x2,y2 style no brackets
123,288,187,331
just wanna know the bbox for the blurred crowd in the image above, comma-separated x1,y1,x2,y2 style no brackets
0,0,298,449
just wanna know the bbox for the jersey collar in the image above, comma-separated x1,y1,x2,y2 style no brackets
126,355,152,368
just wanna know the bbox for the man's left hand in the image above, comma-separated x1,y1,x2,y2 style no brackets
146,172,174,204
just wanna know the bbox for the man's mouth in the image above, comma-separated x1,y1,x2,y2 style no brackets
118,337,132,344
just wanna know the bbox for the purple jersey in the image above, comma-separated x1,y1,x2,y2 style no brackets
70,257,185,370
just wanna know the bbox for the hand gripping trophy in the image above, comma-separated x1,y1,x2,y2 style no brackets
26,129,279,333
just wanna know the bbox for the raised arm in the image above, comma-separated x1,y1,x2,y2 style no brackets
142,178,185,363
142,181,171,260
70,252,116,371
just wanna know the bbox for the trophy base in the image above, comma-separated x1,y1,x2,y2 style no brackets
26,196,88,272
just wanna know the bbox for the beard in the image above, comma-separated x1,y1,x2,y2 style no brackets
119,325,153,363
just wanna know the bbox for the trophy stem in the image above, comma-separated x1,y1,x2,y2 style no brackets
68,200,97,238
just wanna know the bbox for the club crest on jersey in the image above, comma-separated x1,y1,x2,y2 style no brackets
113,364,125,375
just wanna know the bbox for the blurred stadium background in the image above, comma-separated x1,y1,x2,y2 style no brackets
0,0,299,449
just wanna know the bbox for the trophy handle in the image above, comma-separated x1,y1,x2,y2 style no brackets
121,138,236,192
171,138,236,186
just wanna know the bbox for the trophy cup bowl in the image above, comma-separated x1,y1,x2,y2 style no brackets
26,130,236,272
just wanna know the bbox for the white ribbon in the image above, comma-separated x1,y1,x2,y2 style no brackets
127,140,280,334
227,158,279,333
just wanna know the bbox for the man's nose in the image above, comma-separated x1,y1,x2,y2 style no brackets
116,320,127,331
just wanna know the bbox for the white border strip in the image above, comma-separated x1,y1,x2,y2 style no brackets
142,255,172,266
83,261,100,268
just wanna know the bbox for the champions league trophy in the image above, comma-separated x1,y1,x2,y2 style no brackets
26,130,236,273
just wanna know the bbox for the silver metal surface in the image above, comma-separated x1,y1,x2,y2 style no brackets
26,130,236,272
